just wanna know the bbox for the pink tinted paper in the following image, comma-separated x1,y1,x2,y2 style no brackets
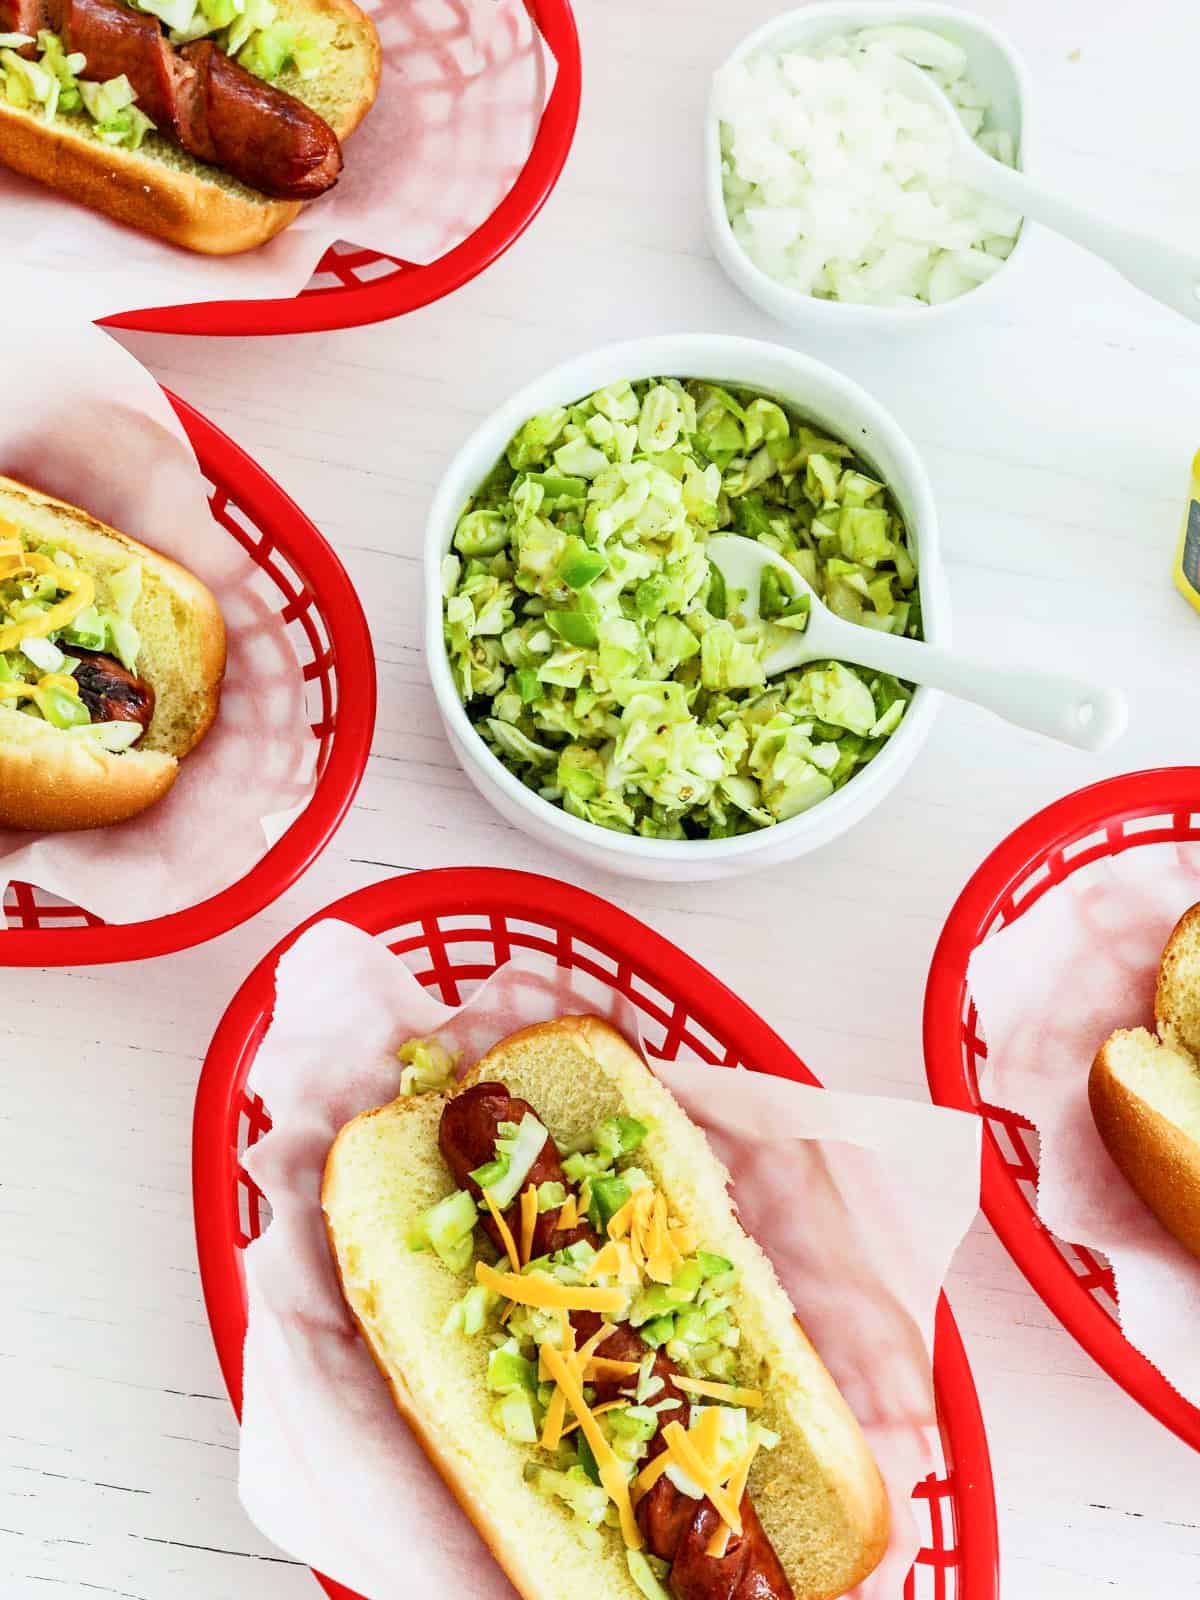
0,324,314,920
239,924,981,1600
968,840,1200,1406
0,0,553,324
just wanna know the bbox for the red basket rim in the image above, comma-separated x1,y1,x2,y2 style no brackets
98,0,581,337
0,389,376,966
924,766,1200,1451
193,866,998,1600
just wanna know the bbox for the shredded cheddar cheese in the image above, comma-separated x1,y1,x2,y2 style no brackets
541,1343,643,1552
605,1184,695,1285
586,1241,622,1280
645,1192,681,1283
674,1377,764,1408
585,1356,641,1381
586,1240,641,1286
706,1442,760,1558
539,1318,577,1451
689,1405,723,1461
577,1322,617,1362
519,1185,538,1267
632,1449,673,1504
557,1193,579,1231
540,1321,620,1383
707,1525,733,1560
560,1399,627,1436
627,1191,656,1278
662,1420,743,1537
541,1373,569,1451
475,1261,626,1314
482,1190,521,1273
539,1318,625,1450
605,1193,638,1240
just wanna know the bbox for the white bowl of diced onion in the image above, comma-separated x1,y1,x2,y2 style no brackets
705,2,1034,326
425,334,950,882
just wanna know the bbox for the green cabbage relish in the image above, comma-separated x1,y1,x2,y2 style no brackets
442,379,921,839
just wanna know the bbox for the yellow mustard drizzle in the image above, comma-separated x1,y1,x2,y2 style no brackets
0,673,83,719
0,523,95,650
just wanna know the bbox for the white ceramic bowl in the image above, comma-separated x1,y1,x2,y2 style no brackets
705,1,1035,334
425,334,950,882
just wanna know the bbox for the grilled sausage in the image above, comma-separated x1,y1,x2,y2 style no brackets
438,1084,795,1600
175,42,342,198
1,0,54,34
62,0,177,128
440,1083,597,1260
72,649,155,731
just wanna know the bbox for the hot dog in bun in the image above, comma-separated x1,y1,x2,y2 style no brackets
323,1017,889,1600
1090,903,1200,1258
0,0,380,252
0,474,225,831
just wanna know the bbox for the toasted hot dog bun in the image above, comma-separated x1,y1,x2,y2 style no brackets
1156,905,1200,1059
0,0,381,255
1089,905,1200,1260
322,1016,890,1600
0,474,225,831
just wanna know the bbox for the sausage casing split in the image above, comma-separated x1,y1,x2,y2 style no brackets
178,41,342,199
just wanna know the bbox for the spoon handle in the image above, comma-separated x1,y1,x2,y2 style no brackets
817,625,1127,752
965,151,1200,325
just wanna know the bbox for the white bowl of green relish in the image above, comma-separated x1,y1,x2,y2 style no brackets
425,334,949,881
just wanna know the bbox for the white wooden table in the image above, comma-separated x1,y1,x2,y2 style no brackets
5,0,1200,1593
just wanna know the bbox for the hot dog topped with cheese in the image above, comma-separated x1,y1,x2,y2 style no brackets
322,1018,890,1600
0,474,225,831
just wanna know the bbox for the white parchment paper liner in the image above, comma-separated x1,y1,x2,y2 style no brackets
0,323,315,922
237,924,982,1599
0,0,554,324
969,840,1200,1406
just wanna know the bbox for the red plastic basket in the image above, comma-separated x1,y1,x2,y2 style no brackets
924,767,1200,1451
98,0,580,337
194,867,998,1600
0,391,376,966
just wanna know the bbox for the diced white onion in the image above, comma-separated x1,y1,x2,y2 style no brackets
715,26,1023,307
19,635,64,674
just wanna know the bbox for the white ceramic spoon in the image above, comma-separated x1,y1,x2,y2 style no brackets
887,54,1200,325
705,535,1127,752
